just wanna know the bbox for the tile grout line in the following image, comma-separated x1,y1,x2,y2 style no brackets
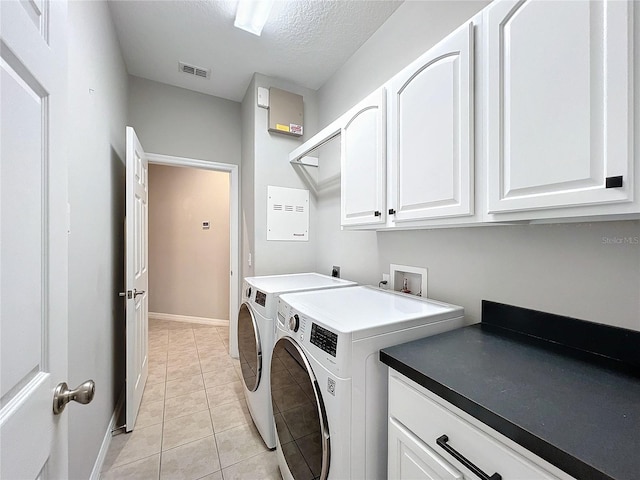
157,331,168,480
197,326,219,476
164,325,222,477
199,326,225,478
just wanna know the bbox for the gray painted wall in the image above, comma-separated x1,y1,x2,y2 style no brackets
67,1,128,478
314,1,640,330
128,75,241,165
241,74,320,277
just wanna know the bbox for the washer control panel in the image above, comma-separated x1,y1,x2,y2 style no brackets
288,314,300,332
310,323,338,357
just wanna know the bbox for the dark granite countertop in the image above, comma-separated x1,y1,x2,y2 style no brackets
380,302,640,480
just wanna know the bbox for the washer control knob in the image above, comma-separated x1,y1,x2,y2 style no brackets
246,286,252,298
289,314,300,332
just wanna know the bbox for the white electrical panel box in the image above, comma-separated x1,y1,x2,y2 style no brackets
267,186,309,241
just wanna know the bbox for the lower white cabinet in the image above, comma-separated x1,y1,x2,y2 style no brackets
389,417,464,480
388,372,574,480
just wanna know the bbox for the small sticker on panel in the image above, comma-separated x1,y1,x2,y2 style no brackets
290,124,303,135
327,377,336,396
276,123,290,132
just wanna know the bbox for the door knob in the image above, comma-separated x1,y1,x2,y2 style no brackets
133,289,145,297
53,379,95,415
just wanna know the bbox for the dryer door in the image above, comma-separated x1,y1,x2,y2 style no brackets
237,303,261,391
271,337,330,480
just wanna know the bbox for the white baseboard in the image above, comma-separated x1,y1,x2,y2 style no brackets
149,312,229,327
90,388,125,480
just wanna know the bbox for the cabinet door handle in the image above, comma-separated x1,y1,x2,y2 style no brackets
605,176,623,188
374,211,381,217
436,435,502,480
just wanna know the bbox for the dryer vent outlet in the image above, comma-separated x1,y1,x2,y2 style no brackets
331,266,340,278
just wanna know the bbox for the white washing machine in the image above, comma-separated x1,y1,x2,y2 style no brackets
237,273,356,449
271,286,465,480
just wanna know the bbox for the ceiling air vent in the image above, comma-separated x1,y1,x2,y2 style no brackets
178,62,210,79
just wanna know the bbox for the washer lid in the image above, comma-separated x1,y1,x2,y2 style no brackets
280,286,464,339
244,272,356,294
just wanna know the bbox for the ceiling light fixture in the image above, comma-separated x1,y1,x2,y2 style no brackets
234,0,275,36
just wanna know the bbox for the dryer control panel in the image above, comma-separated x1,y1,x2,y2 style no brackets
277,298,290,328
255,290,267,307
278,298,350,377
242,281,252,301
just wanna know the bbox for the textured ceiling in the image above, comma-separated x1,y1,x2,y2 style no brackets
108,0,404,102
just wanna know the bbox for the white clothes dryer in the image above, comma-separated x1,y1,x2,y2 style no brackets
237,273,356,449
271,286,465,480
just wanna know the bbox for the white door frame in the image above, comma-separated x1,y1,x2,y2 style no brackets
146,153,240,358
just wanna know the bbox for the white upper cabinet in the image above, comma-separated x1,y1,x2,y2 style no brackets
294,0,638,230
341,88,387,227
388,21,475,223
485,0,635,216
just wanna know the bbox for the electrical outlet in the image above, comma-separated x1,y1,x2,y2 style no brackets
331,266,340,278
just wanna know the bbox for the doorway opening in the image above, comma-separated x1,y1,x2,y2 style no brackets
146,153,240,357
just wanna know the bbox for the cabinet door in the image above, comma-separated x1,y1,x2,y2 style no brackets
486,0,633,214
389,22,474,223
389,373,563,480
389,417,463,480
341,88,386,227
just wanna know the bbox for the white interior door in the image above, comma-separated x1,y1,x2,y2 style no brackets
125,127,149,432
1,0,69,478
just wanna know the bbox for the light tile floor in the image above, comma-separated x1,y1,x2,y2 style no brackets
100,319,282,480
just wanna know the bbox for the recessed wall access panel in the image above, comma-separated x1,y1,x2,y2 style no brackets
390,264,428,297
268,87,304,137
267,186,309,241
